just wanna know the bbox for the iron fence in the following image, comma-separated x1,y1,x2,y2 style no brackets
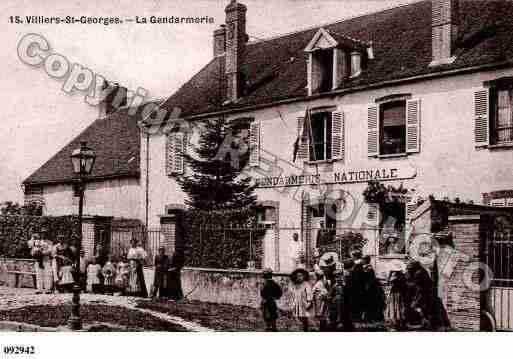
484,219,513,330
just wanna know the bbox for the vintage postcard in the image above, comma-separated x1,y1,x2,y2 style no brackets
1,0,512,347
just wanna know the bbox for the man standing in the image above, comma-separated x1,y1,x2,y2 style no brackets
152,246,171,300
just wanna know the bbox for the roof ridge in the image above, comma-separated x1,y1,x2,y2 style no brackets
246,0,424,46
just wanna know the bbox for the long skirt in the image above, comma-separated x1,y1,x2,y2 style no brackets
166,269,183,301
128,263,148,298
385,292,406,328
153,271,170,298
35,259,53,292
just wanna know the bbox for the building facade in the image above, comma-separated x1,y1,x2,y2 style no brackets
143,0,513,273
24,0,513,275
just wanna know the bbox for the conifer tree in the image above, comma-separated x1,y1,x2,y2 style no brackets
178,117,257,211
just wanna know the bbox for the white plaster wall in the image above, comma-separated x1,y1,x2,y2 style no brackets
145,67,513,269
42,178,141,219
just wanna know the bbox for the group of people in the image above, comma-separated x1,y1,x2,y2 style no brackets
27,232,76,294
28,231,183,300
261,249,450,331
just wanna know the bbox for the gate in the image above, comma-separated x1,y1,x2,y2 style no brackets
484,216,513,330
110,226,163,267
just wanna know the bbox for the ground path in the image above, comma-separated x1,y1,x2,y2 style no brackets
0,286,212,332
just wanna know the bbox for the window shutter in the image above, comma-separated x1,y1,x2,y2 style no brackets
406,99,421,153
297,116,309,160
367,203,379,227
474,88,490,147
405,200,418,223
331,111,345,162
249,121,261,167
173,132,185,174
165,134,174,176
368,105,379,157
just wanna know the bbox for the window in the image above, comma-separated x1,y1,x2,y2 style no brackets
380,100,406,155
368,98,420,157
309,111,332,161
379,202,406,256
491,88,513,145
316,49,334,93
24,185,42,196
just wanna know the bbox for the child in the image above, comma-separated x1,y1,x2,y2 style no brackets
58,256,75,293
102,256,116,295
312,271,329,331
126,259,140,296
86,257,101,293
115,260,129,295
290,268,313,332
260,268,283,331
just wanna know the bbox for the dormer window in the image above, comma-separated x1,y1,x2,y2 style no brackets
315,49,334,92
304,27,369,96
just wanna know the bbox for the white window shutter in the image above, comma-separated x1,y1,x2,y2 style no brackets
405,199,418,223
406,99,421,153
165,134,174,176
297,116,309,160
173,132,185,174
367,203,379,227
249,121,261,167
368,105,379,157
331,111,345,162
474,89,490,147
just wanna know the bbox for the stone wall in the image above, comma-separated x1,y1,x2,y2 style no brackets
0,258,36,288
180,267,295,310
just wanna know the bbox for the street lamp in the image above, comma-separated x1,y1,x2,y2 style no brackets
68,141,96,330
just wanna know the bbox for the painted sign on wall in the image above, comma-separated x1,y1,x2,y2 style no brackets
254,165,416,188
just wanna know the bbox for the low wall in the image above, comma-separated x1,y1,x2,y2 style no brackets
180,267,294,310
0,258,36,288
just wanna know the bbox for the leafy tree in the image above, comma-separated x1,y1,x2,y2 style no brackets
178,117,257,211
0,201,42,216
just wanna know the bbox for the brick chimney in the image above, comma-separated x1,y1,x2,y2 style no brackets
224,0,247,102
213,24,226,57
430,0,459,66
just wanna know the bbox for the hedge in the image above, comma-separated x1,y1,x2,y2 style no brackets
182,208,265,269
0,215,80,258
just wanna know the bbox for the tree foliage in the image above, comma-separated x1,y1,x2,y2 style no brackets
178,117,257,211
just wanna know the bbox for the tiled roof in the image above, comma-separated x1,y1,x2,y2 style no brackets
25,0,513,185
23,109,142,185
161,0,513,118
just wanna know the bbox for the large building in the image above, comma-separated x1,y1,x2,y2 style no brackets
25,0,513,275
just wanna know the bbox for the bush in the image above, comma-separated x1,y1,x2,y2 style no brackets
0,215,80,258
182,208,265,269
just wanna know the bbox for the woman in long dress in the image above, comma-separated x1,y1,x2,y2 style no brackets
28,234,53,294
384,270,407,330
29,234,54,294
126,239,148,298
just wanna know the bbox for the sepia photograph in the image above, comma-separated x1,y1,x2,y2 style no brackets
1,0,512,351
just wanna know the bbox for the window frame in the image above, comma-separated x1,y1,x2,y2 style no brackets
307,108,335,163
490,87,513,146
379,99,407,156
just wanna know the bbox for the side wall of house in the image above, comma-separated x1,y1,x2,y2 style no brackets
40,178,142,219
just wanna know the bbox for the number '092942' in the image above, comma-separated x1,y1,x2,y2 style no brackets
3,346,35,355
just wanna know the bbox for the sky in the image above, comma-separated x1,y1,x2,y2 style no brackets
0,0,419,203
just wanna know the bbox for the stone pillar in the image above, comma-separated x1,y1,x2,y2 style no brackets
160,206,186,258
443,215,482,331
81,216,113,262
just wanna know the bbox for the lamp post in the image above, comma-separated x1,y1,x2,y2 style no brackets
68,141,96,330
